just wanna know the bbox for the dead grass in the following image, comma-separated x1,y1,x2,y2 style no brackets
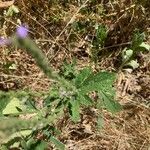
0,0,150,149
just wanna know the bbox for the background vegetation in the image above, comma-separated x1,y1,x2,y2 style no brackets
0,0,149,149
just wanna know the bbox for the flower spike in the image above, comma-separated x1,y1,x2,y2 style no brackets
16,25,28,38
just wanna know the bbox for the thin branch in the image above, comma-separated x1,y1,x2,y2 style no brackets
101,42,131,50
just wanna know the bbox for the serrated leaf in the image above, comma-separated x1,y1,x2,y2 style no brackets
78,94,93,106
139,42,150,51
77,71,121,113
75,68,92,88
132,31,145,49
80,72,116,94
69,100,80,122
59,59,76,80
99,91,122,113
50,136,65,150
2,97,25,115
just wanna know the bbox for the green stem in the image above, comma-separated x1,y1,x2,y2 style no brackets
12,36,75,91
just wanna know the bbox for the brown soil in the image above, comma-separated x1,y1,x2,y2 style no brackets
0,0,149,149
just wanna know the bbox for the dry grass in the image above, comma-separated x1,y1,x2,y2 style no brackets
0,0,150,149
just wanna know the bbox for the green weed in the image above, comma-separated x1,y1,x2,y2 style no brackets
121,30,150,70
0,26,121,149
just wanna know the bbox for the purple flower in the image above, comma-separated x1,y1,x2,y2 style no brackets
0,25,29,47
16,25,28,38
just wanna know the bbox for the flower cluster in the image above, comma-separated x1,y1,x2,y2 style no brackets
0,25,28,46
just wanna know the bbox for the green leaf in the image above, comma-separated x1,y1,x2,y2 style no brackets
44,88,60,108
78,93,93,106
26,138,36,149
3,130,32,145
26,140,48,150
95,24,107,46
75,68,92,88
0,117,39,144
2,137,21,149
0,145,7,150
69,100,80,122
8,63,17,70
127,60,139,69
50,136,65,150
139,42,150,51
79,72,116,94
59,59,77,80
2,97,25,115
11,5,19,13
6,5,19,17
0,92,10,116
99,91,122,113
77,71,121,113
34,141,48,150
132,31,145,49
122,48,133,62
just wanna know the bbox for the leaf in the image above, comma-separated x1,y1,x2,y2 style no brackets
34,141,48,150
78,93,93,106
6,5,19,16
0,0,14,8
50,136,65,150
0,92,10,115
26,138,37,149
2,97,25,115
59,59,76,80
0,117,40,138
95,24,107,46
99,91,122,113
75,68,92,88
0,145,7,150
139,42,150,51
9,63,17,70
79,72,116,94
122,48,133,62
132,31,145,49
77,71,121,113
26,139,48,150
44,88,60,107
2,137,21,149
127,60,139,69
69,100,80,122
3,130,32,145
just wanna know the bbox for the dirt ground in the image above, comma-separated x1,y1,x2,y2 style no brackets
0,0,150,149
